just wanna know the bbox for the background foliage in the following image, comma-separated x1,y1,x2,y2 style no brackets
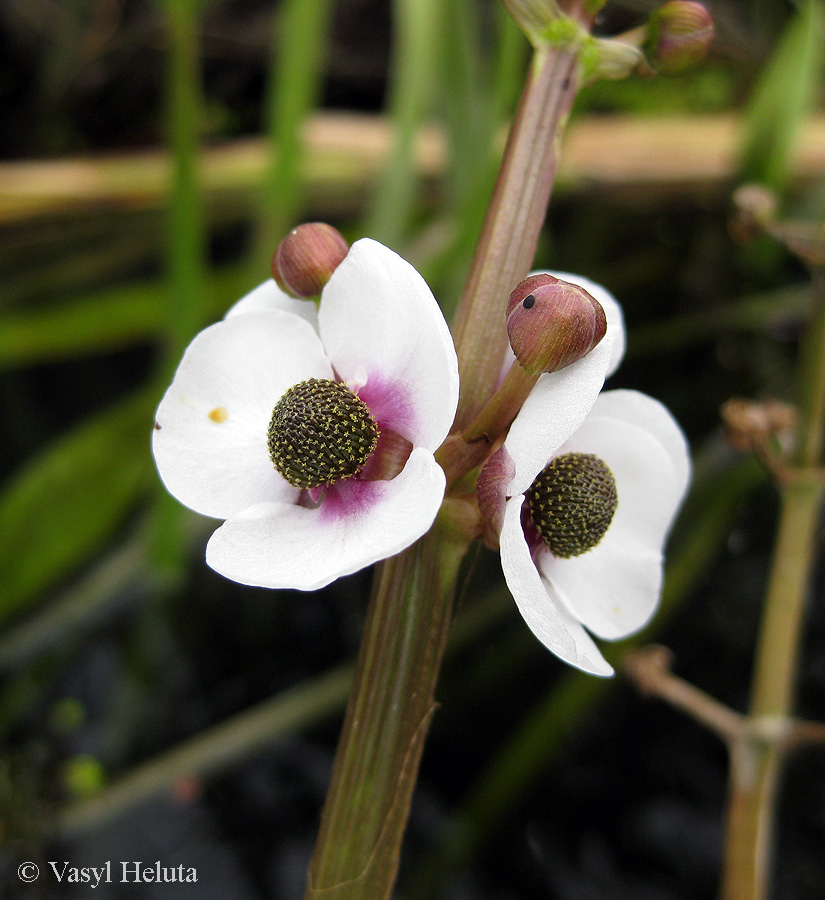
1,0,825,897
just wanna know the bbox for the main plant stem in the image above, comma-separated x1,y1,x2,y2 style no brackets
303,38,584,900
720,267,825,900
305,525,465,900
451,43,580,429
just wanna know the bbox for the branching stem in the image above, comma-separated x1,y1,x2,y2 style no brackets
721,265,825,900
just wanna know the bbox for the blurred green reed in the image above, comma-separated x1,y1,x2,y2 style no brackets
151,0,210,585
0,0,823,890
364,0,442,246
163,0,208,365
738,0,825,191
253,0,337,268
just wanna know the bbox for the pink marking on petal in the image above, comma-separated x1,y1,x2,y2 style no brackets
319,477,386,523
356,374,416,441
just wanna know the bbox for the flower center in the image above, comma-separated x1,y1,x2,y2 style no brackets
268,378,379,489
526,452,617,558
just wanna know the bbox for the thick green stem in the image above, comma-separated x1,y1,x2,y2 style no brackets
720,476,825,900
720,266,825,900
721,736,782,900
303,524,466,900
451,43,580,429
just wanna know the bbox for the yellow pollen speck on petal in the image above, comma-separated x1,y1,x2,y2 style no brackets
209,407,229,423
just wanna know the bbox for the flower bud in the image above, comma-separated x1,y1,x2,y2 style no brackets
582,36,645,83
645,1,714,76
506,274,607,375
272,223,349,298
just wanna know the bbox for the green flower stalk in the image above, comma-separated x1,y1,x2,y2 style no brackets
449,42,582,431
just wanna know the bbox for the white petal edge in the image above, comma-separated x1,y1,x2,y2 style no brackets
153,310,332,519
504,335,612,497
500,498,613,676
319,239,459,450
224,278,319,331
205,447,446,591
547,271,626,377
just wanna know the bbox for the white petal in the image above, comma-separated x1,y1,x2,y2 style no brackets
224,279,319,330
205,447,446,591
540,538,664,640
505,336,612,497
153,311,332,519
536,412,681,637
546,271,625,377
500,498,613,676
589,389,691,502
319,239,459,450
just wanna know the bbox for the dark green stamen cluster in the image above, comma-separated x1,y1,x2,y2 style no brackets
526,452,617,558
268,378,379,489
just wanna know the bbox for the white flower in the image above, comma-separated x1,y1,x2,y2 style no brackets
500,388,691,676
152,238,459,591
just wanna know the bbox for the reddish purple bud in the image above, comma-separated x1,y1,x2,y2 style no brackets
645,1,714,76
505,273,563,318
272,223,349,298
506,274,607,375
